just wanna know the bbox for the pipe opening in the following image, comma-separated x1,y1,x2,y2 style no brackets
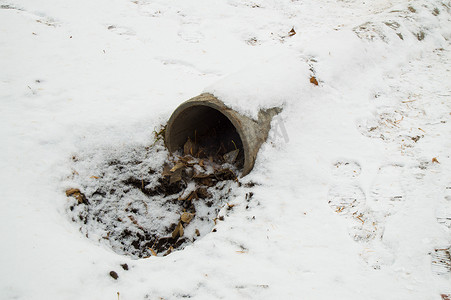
167,105,244,168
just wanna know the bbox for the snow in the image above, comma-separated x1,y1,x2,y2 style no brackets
1,0,450,299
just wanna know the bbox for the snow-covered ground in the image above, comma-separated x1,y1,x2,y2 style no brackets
1,0,450,299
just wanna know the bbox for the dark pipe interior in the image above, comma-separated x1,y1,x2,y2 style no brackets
169,106,244,166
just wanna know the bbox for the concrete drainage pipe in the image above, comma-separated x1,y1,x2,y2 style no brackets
165,93,280,176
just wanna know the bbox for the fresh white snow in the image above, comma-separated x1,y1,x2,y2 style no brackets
1,0,450,299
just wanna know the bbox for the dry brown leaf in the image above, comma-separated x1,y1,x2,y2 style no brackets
65,188,88,204
181,212,195,224
170,162,185,172
171,223,180,239
164,246,173,256
90,176,99,179
178,190,198,201
169,168,182,184
432,157,440,163
65,188,80,196
310,76,319,85
288,27,296,36
183,138,198,156
193,172,211,179
171,222,184,239
196,187,210,199
148,248,157,256
179,222,184,237
223,149,239,164
195,229,200,236
162,164,171,177
199,178,215,187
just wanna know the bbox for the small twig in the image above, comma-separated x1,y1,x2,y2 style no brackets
231,140,238,150
394,116,404,124
148,248,157,256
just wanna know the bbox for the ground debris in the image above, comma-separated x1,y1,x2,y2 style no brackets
109,271,119,280
65,188,89,205
181,212,195,224
310,76,319,85
67,135,242,258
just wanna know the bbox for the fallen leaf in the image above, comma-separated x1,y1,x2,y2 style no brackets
169,168,182,184
170,162,185,172
171,222,184,239
195,229,200,236
310,76,319,85
187,190,197,201
288,27,296,36
179,222,184,237
227,203,236,210
148,248,157,256
178,190,198,201
162,164,171,177
164,246,173,256
214,169,237,181
90,176,99,179
171,223,179,239
183,138,198,156
223,149,239,164
65,188,89,205
432,157,440,163
199,177,215,187
65,188,80,196
196,187,210,199
193,172,211,179
181,212,195,224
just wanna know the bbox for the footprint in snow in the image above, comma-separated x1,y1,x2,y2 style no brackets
368,164,406,216
178,26,204,43
328,160,397,269
436,184,451,229
328,184,365,215
107,25,135,36
328,159,364,215
331,160,362,179
328,160,381,243
431,247,451,276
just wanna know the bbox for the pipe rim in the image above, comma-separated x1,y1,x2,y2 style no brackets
165,94,252,176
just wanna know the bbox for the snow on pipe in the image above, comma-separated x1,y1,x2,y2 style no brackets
165,93,281,176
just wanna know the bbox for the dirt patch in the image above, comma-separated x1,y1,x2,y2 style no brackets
65,129,242,258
